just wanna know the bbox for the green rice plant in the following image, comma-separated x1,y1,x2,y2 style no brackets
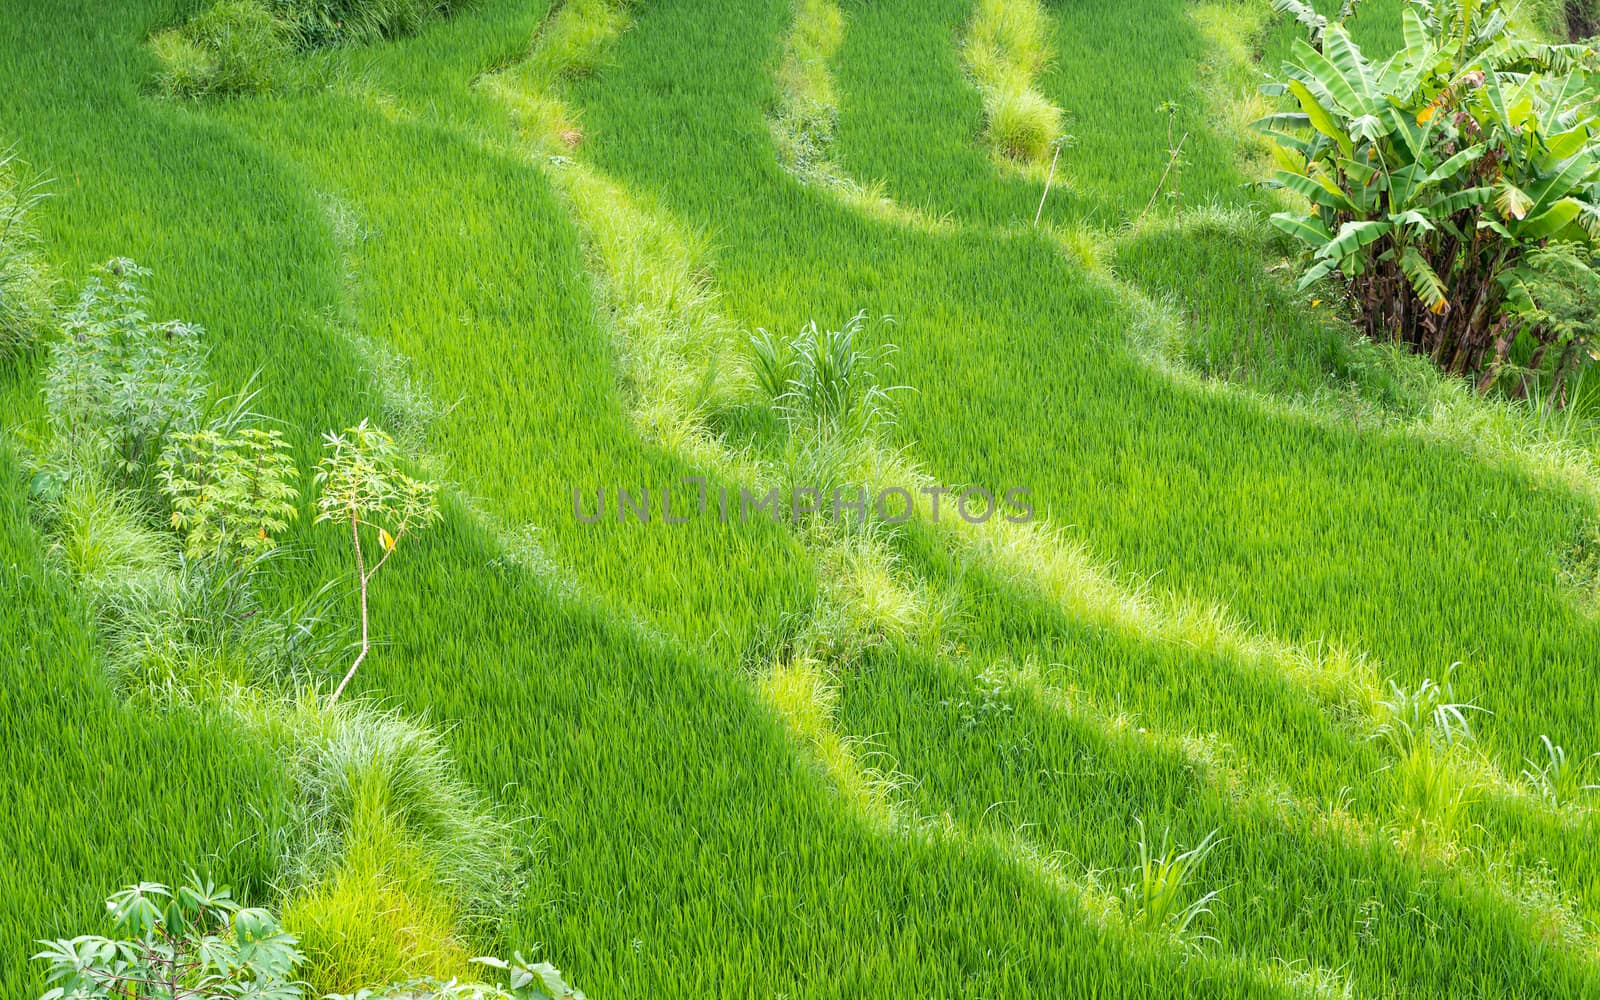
42,259,207,485
313,420,440,703
0,146,52,361
152,0,296,98
1121,819,1225,945
32,878,305,999
1520,734,1599,808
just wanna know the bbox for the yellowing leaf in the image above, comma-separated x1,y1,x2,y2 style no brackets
1311,299,1323,307
1429,298,1448,315
1416,104,1436,124
379,528,396,552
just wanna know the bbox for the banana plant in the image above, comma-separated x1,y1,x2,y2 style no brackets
1258,0,1600,396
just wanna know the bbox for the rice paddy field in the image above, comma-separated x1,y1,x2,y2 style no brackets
5,0,1600,996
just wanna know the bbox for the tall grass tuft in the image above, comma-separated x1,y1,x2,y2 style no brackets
962,0,1064,164
1520,735,1599,808
152,0,297,98
281,778,473,994
264,0,472,48
253,694,526,932
0,146,52,360
1121,819,1225,945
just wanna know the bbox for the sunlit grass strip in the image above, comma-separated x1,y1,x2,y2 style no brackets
483,43,744,468
758,655,907,827
770,0,946,229
961,0,1066,171
1187,3,1277,186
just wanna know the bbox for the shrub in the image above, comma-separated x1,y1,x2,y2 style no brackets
1259,0,1600,397
43,258,207,483
153,0,296,98
161,426,301,561
32,879,306,999
0,146,53,360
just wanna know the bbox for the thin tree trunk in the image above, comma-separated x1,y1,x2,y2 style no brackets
330,509,368,705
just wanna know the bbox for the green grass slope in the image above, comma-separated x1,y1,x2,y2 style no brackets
3,0,1600,996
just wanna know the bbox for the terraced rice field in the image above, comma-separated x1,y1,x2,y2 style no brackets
4,0,1600,996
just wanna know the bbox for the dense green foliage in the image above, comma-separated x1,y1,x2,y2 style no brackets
6,0,1600,996
1263,0,1600,394
153,0,470,97
151,0,298,98
0,148,52,359
161,426,300,559
34,880,581,1000
34,880,304,999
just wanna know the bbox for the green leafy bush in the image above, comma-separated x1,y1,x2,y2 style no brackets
32,879,306,999
1260,0,1600,397
31,879,578,1000
161,426,301,560
0,146,53,360
152,0,296,98
43,259,207,481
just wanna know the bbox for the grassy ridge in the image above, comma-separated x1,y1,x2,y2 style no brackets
4,0,1600,995
571,0,1600,989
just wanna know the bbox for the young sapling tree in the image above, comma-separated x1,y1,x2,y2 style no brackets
314,420,440,704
